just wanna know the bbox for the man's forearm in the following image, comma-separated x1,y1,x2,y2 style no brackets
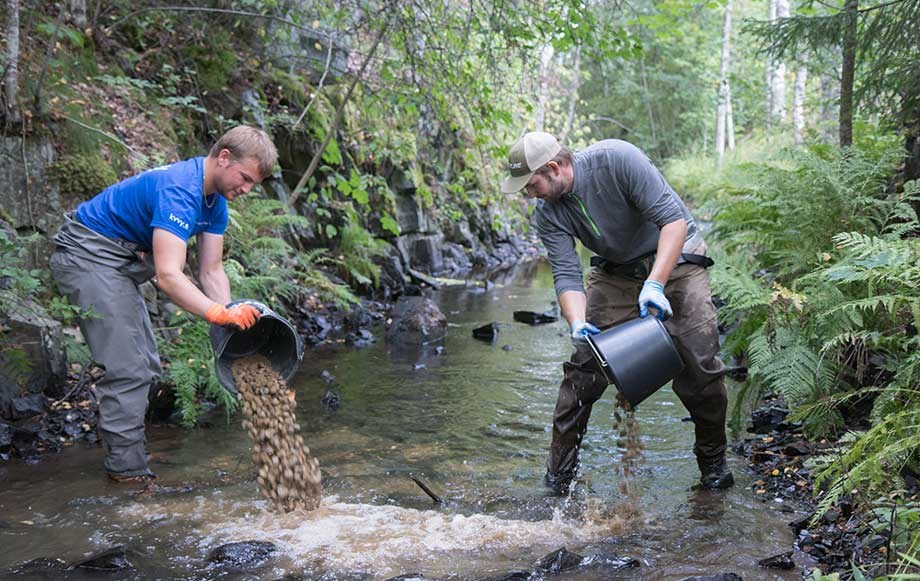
156,271,219,318
559,290,587,326
647,219,687,284
199,268,231,305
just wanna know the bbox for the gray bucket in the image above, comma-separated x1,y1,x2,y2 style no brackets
209,300,304,392
585,317,684,408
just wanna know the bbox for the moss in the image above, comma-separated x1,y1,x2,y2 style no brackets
50,154,118,199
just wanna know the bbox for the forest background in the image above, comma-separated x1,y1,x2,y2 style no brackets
1,0,918,577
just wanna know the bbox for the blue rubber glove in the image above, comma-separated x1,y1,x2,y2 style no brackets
571,320,601,347
638,280,672,321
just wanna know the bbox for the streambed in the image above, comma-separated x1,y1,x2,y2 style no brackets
0,260,802,579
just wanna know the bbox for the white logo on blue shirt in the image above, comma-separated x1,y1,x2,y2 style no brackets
169,213,190,230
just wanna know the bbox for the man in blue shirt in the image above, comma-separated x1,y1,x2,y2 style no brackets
50,126,277,483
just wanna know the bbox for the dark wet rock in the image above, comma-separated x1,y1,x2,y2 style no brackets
788,513,813,534
73,545,132,571
345,328,375,347
783,441,812,456
207,540,276,570
0,420,12,451
580,554,641,570
300,313,333,345
9,557,68,575
321,370,335,384
476,571,530,581
535,547,583,573
472,323,499,342
821,508,841,524
0,297,68,402
501,345,512,351
678,575,742,581
385,297,447,344
757,551,794,569
512,309,558,325
384,575,442,581
1,394,47,421
749,406,790,433
321,390,340,411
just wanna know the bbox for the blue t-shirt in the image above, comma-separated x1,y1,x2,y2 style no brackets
75,157,229,250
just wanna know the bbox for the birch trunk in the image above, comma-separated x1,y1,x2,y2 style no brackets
69,0,87,28
770,0,790,123
726,86,735,150
560,45,581,144
534,44,554,132
839,0,858,147
4,0,20,122
792,54,808,144
716,0,733,164
819,69,840,144
765,0,777,122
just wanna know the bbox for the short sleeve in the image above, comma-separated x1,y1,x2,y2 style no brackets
150,186,199,242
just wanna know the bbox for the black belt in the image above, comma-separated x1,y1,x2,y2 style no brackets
590,253,714,280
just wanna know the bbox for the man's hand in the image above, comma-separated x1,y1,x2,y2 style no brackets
571,319,600,347
205,303,261,330
638,280,672,321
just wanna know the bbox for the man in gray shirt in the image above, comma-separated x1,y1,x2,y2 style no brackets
501,132,733,492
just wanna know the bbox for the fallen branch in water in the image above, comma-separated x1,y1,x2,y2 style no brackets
409,475,443,505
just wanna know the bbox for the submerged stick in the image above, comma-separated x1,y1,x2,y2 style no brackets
409,475,443,505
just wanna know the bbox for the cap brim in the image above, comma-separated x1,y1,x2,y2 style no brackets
500,172,534,194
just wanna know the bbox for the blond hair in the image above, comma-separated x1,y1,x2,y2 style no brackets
208,126,278,178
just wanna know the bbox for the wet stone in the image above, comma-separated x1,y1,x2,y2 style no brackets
476,571,531,581
749,406,790,433
758,551,795,569
72,545,132,571
678,575,743,581
233,355,322,512
472,322,499,342
535,547,583,573
1,394,47,421
207,540,276,569
0,420,12,451
512,309,558,325
9,557,68,575
321,390,340,411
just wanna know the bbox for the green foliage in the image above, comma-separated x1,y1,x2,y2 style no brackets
682,135,920,570
49,154,118,200
156,312,237,427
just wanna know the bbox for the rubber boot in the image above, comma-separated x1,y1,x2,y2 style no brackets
698,455,734,489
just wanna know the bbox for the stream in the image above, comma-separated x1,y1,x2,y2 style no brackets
0,260,801,580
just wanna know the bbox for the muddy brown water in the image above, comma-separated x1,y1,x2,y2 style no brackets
0,260,805,579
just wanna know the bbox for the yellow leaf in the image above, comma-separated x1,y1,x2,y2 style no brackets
771,469,780,476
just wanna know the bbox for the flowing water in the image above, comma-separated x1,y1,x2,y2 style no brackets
0,260,802,580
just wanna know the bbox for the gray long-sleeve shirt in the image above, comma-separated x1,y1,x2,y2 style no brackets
535,140,700,297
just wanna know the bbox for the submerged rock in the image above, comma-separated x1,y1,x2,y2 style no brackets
758,551,795,569
207,540,276,570
386,297,448,344
535,547,583,573
476,572,530,581
472,322,499,342
512,309,558,325
678,575,743,581
9,557,68,576
72,545,132,571
321,390,340,411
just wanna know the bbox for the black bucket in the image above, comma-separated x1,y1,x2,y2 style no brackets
585,317,684,408
209,300,304,391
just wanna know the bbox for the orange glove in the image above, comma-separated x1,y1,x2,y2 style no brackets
205,303,261,330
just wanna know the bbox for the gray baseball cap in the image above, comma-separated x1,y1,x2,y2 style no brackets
500,131,562,193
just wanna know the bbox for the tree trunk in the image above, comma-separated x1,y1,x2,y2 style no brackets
793,54,808,144
69,0,87,28
4,0,20,123
770,0,790,124
727,85,735,150
640,59,658,152
560,45,581,144
534,44,554,132
716,0,733,165
839,0,858,148
765,0,777,122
